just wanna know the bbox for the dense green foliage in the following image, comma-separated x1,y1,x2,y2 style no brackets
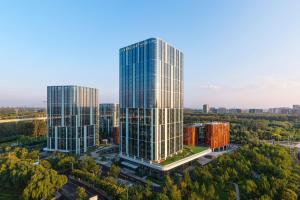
47,153,125,199
47,153,101,175
129,143,300,200
0,148,67,200
0,108,47,145
184,112,300,143
0,107,45,120
76,186,88,200
189,143,300,200
0,120,47,138
109,164,121,178
72,169,126,199
0,119,47,151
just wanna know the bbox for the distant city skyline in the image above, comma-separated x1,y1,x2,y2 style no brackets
0,1,299,108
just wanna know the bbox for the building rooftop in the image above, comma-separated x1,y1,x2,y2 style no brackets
119,37,183,52
184,122,229,128
205,122,230,125
47,85,98,90
160,146,208,166
120,146,211,171
184,123,203,128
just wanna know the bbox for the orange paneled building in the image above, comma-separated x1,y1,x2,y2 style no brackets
204,122,230,150
183,125,199,146
113,127,120,145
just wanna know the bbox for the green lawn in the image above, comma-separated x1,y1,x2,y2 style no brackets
0,188,20,200
160,146,208,166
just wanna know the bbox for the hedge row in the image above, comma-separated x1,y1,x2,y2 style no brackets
72,169,126,199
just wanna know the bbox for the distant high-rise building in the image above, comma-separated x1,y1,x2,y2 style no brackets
119,38,184,162
46,86,99,154
210,107,217,114
203,104,210,114
249,109,264,114
293,105,300,110
217,107,227,114
228,108,242,114
268,107,292,114
293,105,300,115
99,103,119,138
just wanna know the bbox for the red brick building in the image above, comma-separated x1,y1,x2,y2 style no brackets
204,122,230,150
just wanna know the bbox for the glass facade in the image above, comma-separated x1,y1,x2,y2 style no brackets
99,103,119,138
119,38,184,162
47,86,99,154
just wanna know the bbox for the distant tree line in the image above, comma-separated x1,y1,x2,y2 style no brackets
184,112,300,143
0,119,47,139
0,107,45,119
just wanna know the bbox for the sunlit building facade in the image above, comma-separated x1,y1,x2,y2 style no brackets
119,38,184,162
204,122,230,151
47,85,99,154
203,104,209,114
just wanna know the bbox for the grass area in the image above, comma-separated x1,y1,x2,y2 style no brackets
0,188,20,200
160,146,208,166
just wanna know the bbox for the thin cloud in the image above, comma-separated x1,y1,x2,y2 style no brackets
198,84,222,90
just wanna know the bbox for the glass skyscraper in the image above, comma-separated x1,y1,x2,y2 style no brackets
99,103,119,138
119,38,184,163
47,85,99,154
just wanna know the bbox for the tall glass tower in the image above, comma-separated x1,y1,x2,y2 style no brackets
47,85,99,154
119,38,184,162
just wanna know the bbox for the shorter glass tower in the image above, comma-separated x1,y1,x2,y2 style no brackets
99,103,119,138
47,85,99,154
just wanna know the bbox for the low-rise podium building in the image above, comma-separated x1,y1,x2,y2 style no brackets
183,122,230,151
204,122,230,151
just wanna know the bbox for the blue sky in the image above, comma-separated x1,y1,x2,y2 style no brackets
0,0,299,108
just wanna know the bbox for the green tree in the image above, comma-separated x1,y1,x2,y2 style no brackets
76,186,88,200
22,167,67,200
109,164,121,178
40,160,52,169
57,155,76,173
79,156,101,175
156,193,169,200
33,117,47,137
281,188,297,200
165,176,181,200
144,180,153,199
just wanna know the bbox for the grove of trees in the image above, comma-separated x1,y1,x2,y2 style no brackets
128,142,300,200
0,148,67,200
0,119,47,138
184,112,300,143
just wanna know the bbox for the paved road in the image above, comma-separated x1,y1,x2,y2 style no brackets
232,182,240,200
69,176,110,200
197,144,239,166
0,117,46,123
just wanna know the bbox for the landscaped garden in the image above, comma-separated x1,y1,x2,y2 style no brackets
160,146,208,165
